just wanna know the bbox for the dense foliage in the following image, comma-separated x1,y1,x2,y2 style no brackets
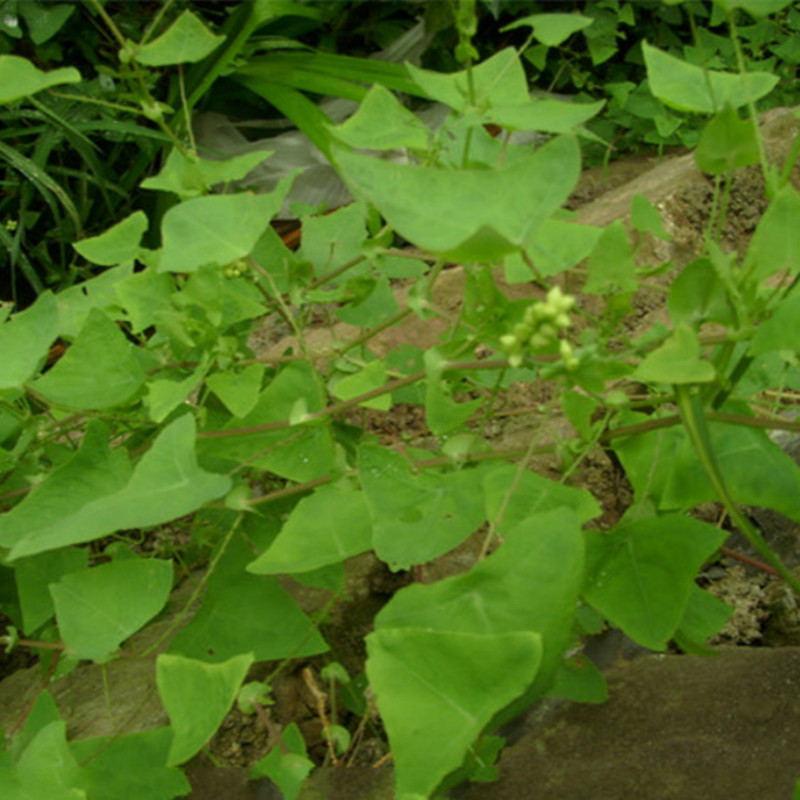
2,1,800,798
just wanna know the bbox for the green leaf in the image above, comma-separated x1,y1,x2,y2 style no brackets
561,390,599,440
425,350,481,435
330,361,390,411
297,203,367,279
633,323,716,384
407,48,529,111
14,548,88,634
333,276,399,329
248,483,372,575
483,98,605,134
8,691,62,761
200,362,334,482
158,180,294,272
713,0,794,15
146,364,207,423
251,226,299,295
333,134,580,262
169,524,328,662
502,13,593,46
749,293,800,355
168,574,327,663
661,418,800,517
667,257,734,328
0,292,59,392
673,584,732,655
141,148,274,200
584,219,637,293
694,106,760,175
32,309,147,409
584,515,725,650
178,265,265,327
12,721,84,799
250,727,313,800
366,629,541,799
51,558,173,661
743,184,800,282
54,265,134,338
508,219,601,279
250,722,312,798
0,55,80,103
206,364,265,417
0,422,129,551
114,269,175,334
70,728,190,800
374,506,584,719
19,2,76,45
157,653,253,765
643,41,778,113
73,212,148,266
547,652,607,703
4,416,230,559
332,84,431,151
358,444,489,570
483,464,601,529
631,194,670,240
134,10,224,66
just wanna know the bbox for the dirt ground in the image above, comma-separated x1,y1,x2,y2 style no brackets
3,107,800,800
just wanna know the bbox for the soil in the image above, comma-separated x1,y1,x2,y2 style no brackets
3,106,800,800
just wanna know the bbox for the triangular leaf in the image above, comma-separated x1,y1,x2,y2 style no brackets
484,98,604,133
694,106,760,175
750,293,800,355
333,84,431,151
743,184,800,282
501,13,593,47
584,515,725,650
33,309,147,409
6,415,230,559
247,483,372,575
206,363,264,418
0,292,60,391
366,629,540,799
73,212,148,266
51,558,173,661
358,444,489,570
168,575,327,663
585,219,636,293
643,41,778,113
70,728,190,800
158,178,294,272
14,548,88,634
134,10,224,66
407,48,529,111
157,653,253,765
375,507,584,697
633,323,716,384
0,55,80,103
333,134,580,261
141,148,274,200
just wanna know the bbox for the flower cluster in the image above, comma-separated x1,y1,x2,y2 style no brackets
223,258,250,279
500,286,578,369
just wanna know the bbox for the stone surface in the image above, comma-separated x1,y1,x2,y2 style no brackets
460,646,800,800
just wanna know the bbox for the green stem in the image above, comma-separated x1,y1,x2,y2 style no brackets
779,127,800,188
727,11,774,197
675,384,800,596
